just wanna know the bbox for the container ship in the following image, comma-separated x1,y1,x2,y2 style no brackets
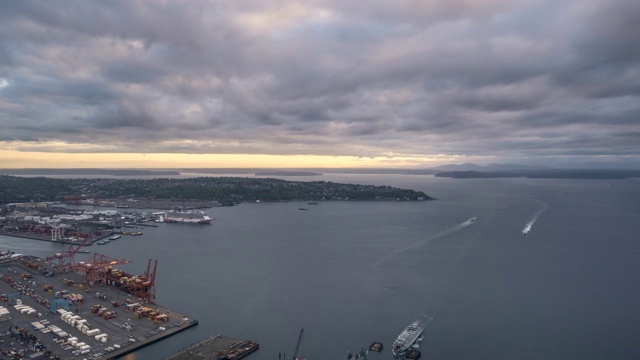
161,210,212,224
392,317,427,356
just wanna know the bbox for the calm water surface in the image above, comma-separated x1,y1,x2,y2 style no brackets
2,175,639,360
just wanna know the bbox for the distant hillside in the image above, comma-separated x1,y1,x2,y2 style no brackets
181,168,440,175
0,175,433,203
255,171,322,176
432,163,550,172
435,169,640,179
434,171,522,178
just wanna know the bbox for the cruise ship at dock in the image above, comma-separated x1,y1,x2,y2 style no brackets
159,210,212,224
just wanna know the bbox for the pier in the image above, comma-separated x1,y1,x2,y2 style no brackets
166,335,259,360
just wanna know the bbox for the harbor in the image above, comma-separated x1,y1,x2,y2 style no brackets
0,174,635,359
0,254,198,359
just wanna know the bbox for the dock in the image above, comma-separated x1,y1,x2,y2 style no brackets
166,334,259,360
0,255,197,359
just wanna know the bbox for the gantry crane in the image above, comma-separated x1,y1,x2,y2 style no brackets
49,220,62,241
122,259,157,304
76,253,131,287
45,236,92,270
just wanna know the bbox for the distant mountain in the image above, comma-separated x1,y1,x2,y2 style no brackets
435,169,640,179
431,163,551,172
255,171,321,176
434,171,522,178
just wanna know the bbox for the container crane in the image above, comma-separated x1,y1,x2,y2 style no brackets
45,236,91,270
49,220,62,241
122,259,158,304
76,253,131,286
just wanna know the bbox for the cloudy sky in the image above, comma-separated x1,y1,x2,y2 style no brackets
1,0,639,168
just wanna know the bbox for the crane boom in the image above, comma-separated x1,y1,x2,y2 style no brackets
292,328,304,360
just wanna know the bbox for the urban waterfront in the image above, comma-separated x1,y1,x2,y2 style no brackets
1,174,639,360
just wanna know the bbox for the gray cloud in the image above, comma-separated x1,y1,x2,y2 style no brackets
0,0,639,167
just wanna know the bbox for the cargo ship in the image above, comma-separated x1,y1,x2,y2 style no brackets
392,317,427,356
162,210,212,224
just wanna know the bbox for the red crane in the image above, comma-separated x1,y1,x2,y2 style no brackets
76,253,131,287
45,236,92,270
123,259,158,304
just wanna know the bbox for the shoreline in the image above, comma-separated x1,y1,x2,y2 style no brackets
0,231,113,245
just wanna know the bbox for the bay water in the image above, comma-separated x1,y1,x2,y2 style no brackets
1,174,639,359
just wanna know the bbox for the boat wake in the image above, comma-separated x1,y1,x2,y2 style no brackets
378,217,478,265
522,202,548,235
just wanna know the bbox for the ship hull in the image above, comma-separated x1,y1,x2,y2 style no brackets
161,210,212,224
164,218,212,224
392,319,425,356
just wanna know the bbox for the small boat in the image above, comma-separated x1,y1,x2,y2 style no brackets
470,216,478,222
369,342,383,352
298,208,308,211
96,240,109,245
109,235,122,241
307,202,318,205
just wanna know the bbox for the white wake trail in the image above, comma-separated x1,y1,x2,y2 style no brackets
522,202,548,235
378,217,478,265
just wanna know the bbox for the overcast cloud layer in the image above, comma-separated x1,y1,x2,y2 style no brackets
1,0,639,167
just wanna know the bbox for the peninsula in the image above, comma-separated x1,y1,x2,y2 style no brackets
0,175,433,203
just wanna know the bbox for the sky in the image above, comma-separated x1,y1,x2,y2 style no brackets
1,0,639,169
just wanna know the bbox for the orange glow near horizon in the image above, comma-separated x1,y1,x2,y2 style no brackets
0,149,466,169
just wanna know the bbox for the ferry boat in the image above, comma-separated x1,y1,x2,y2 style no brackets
163,210,212,224
392,318,427,356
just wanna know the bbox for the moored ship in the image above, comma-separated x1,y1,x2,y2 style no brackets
392,317,427,356
162,210,212,224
